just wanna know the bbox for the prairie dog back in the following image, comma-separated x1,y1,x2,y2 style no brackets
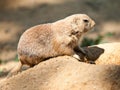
18,24,56,65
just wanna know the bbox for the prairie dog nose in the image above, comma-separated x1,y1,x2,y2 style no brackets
91,20,95,27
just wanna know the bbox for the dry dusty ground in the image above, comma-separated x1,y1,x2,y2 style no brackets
0,0,120,80
1,56,120,90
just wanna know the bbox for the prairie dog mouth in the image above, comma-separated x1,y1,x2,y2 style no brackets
90,27,95,32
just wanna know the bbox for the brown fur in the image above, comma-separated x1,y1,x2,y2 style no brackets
8,14,95,77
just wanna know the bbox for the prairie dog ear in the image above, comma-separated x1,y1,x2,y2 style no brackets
72,17,80,25
71,18,79,29
71,18,82,33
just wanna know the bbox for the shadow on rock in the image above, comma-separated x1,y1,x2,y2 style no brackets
75,46,104,63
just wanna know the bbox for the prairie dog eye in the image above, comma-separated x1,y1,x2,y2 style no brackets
83,19,89,23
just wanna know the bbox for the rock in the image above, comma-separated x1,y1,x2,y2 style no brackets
78,42,120,65
0,56,120,90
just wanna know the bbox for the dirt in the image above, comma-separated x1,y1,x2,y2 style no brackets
0,0,120,80
1,56,120,90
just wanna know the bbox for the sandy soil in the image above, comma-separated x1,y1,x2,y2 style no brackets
1,56,120,90
0,0,120,80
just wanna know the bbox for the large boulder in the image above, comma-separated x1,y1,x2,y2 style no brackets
0,56,120,90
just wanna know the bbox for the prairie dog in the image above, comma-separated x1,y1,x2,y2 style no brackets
8,14,95,77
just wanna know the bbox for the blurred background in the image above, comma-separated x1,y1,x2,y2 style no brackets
0,0,120,79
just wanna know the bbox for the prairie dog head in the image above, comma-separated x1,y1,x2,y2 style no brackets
65,14,95,38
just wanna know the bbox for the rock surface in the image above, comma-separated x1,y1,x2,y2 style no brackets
80,42,120,65
0,56,120,90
